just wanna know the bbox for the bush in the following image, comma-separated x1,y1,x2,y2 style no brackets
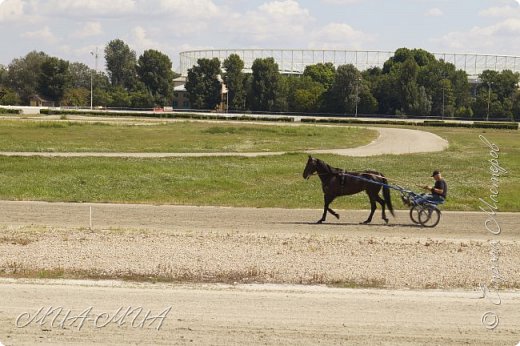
473,122,518,130
0,107,22,115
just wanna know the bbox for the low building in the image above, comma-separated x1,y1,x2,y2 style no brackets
29,95,54,107
172,77,190,109
172,76,228,111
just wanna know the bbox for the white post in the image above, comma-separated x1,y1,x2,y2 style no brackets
89,206,92,230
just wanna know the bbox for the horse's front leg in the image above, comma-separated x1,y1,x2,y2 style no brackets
318,194,338,223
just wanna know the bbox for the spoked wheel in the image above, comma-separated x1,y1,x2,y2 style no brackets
409,205,421,224
418,205,441,228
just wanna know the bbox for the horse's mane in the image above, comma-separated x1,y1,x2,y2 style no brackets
315,158,344,175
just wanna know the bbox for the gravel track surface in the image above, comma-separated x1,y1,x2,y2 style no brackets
0,280,519,345
0,202,518,289
0,201,518,346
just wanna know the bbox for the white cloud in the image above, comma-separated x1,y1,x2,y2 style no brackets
480,5,520,18
259,0,311,18
129,25,179,61
320,0,363,4
433,18,520,54
309,22,376,50
223,0,313,44
132,26,157,49
0,0,24,22
157,0,220,19
35,0,137,18
71,22,103,38
21,26,58,43
426,8,443,17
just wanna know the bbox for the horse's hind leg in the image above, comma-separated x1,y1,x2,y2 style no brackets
362,195,377,224
375,194,388,224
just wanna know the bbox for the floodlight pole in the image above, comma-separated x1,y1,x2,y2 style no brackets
90,47,98,110
486,82,492,122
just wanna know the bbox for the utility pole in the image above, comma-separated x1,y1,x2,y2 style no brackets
486,82,492,122
355,76,361,117
90,47,98,110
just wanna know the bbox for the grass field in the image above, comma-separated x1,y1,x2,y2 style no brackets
0,120,375,152
0,119,517,211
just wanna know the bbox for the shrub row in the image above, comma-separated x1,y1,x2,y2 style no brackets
36,109,519,129
40,109,295,122
0,107,22,115
302,117,518,130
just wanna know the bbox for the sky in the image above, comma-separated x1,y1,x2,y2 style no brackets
1,0,520,72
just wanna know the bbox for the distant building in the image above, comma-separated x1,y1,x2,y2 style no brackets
172,77,190,109
29,95,54,107
172,75,229,112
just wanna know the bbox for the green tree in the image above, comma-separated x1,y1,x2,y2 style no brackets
185,58,222,110
273,75,289,112
130,89,155,108
0,88,21,105
68,62,92,89
105,39,138,90
0,65,7,85
418,60,469,117
325,64,361,114
303,62,336,89
357,80,379,114
371,73,400,114
383,48,435,73
107,86,131,108
223,54,246,111
137,49,174,106
474,70,520,119
38,56,70,103
511,90,520,121
6,51,48,104
398,57,432,115
61,88,89,107
287,76,325,113
250,57,280,111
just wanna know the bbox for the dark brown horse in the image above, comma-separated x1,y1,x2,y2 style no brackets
303,156,394,224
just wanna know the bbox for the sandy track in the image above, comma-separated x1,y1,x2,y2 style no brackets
0,280,519,346
0,202,519,345
0,202,519,289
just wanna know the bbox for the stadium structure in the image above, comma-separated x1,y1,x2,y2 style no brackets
179,49,520,80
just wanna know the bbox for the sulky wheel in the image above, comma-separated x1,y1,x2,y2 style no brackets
409,205,421,224
418,205,441,228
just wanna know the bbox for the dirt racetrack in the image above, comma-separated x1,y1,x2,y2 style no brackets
0,202,519,345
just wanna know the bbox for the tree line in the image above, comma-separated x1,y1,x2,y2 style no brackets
0,39,178,109
187,48,520,120
1,42,519,120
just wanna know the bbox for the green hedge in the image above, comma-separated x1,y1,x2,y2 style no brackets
301,118,412,126
472,121,518,129
302,118,518,130
40,109,295,122
0,107,22,115
36,109,519,129
40,109,170,118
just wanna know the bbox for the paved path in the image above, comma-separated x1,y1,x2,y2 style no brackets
0,127,448,158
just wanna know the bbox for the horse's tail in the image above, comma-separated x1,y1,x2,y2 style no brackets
382,177,395,217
